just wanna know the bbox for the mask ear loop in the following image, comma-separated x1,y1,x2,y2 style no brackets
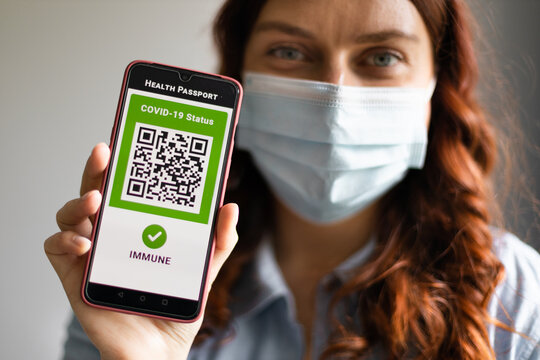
409,76,437,169
425,77,438,101
426,61,439,99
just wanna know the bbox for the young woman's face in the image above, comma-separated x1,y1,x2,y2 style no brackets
243,0,435,88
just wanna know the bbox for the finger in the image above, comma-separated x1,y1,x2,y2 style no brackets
57,190,102,235
44,230,92,257
207,203,239,284
44,231,91,303
80,143,110,196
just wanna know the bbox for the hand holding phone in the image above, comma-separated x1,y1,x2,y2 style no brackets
44,61,242,356
45,144,239,358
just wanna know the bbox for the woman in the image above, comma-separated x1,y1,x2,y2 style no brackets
46,0,540,359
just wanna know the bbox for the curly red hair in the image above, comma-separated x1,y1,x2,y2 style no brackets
197,1,508,358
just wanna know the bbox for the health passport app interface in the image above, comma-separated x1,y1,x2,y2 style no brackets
89,79,233,301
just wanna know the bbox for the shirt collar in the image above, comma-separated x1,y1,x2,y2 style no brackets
332,235,376,284
229,235,376,320
229,239,293,319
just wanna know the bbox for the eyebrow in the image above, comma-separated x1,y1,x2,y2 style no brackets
252,21,419,44
355,30,420,44
252,21,315,39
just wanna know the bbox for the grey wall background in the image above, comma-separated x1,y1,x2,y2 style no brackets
0,0,538,359
0,1,223,358
473,0,540,250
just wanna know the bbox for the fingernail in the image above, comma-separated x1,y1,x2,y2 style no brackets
233,203,239,224
73,235,91,251
82,190,98,201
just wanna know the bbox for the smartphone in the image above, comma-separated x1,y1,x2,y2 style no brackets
82,61,242,322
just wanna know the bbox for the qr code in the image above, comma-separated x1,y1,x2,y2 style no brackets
121,123,213,214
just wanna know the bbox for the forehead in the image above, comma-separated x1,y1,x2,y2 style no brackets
255,0,428,42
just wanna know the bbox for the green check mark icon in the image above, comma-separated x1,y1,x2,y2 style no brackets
142,224,167,249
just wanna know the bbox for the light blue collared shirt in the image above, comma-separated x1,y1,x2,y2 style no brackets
64,230,540,359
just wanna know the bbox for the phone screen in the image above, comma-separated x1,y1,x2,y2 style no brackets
84,63,240,320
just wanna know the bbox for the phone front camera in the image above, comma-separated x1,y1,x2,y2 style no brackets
180,73,191,81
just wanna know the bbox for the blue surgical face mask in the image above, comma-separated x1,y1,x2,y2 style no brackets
235,72,436,224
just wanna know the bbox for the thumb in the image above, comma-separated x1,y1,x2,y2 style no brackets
207,203,239,285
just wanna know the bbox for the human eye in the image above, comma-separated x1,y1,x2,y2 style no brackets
363,50,403,67
267,45,309,62
355,48,408,80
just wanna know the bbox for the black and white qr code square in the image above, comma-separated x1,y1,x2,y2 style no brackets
121,123,213,214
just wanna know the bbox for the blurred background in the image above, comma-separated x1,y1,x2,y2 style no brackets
0,0,538,358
